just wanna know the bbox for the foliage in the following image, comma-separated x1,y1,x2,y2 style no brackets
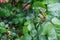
0,0,60,40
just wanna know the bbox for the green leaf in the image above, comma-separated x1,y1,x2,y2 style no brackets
24,20,30,26
30,29,37,37
52,17,60,25
0,8,12,17
48,3,60,17
0,22,5,27
20,34,32,40
41,22,57,40
32,1,46,8
0,27,6,33
27,24,32,31
42,0,59,4
5,24,9,28
23,26,28,35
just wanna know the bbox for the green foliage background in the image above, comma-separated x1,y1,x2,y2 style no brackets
0,0,60,40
